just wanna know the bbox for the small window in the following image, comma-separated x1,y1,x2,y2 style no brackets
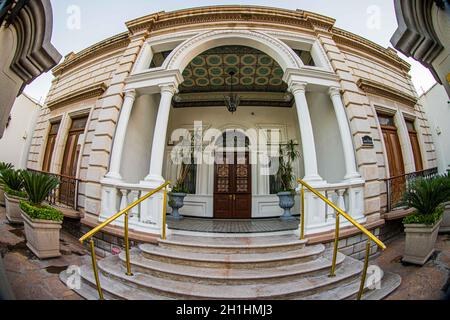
150,50,173,68
405,120,416,132
377,114,395,127
293,49,316,67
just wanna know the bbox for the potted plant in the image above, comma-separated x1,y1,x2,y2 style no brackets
168,163,192,220
402,175,450,265
439,174,450,233
19,171,63,259
0,162,14,207
276,140,300,220
1,169,27,224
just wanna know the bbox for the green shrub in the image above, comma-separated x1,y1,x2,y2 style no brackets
403,206,444,225
402,175,450,225
21,171,59,206
3,185,27,198
0,162,14,172
0,169,24,193
19,201,64,222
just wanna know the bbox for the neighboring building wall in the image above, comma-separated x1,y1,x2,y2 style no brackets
0,94,40,168
419,83,450,174
0,0,61,137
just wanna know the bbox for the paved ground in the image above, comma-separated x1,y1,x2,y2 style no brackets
0,206,85,300
373,233,450,300
0,206,449,300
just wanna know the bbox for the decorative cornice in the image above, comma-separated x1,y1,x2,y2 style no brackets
52,32,130,75
47,82,107,110
332,28,410,72
357,78,417,107
50,5,412,80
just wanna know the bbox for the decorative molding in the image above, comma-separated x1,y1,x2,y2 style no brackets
164,29,302,71
390,0,445,82
52,32,130,75
332,28,410,71
47,83,107,110
357,78,417,107
6,0,62,84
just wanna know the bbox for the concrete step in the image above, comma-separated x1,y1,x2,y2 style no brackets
139,243,325,269
97,254,364,300
361,271,401,300
158,234,308,254
118,249,346,285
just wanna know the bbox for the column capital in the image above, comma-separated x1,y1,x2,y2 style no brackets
289,82,308,95
328,86,342,98
124,89,136,101
159,83,178,96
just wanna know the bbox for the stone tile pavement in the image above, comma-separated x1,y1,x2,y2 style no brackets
373,233,450,300
167,216,300,233
0,205,449,300
0,206,85,300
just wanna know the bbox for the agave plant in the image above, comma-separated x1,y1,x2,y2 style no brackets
21,171,60,207
402,175,450,217
1,169,24,192
0,162,14,185
0,162,14,172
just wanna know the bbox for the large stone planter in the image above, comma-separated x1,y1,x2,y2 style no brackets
21,209,62,259
439,202,450,233
0,185,5,206
169,193,186,220
4,193,25,224
403,218,442,265
277,191,295,220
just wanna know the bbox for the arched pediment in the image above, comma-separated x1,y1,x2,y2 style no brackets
163,29,303,73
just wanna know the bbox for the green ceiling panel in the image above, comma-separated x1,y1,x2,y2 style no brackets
179,45,287,94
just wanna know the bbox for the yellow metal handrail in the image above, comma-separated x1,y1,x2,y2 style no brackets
297,179,386,300
79,181,170,300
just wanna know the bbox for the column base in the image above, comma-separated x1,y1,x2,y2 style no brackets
344,172,363,182
141,175,166,188
302,175,327,188
103,172,123,182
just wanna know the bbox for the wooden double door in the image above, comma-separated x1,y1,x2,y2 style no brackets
214,152,252,219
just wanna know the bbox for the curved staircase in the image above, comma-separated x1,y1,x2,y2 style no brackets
60,234,400,300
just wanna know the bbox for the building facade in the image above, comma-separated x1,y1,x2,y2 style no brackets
26,6,437,243
0,93,40,168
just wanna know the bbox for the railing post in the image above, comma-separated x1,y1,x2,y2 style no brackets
162,186,168,240
124,212,133,276
89,239,104,300
300,185,305,240
357,239,371,300
329,213,340,278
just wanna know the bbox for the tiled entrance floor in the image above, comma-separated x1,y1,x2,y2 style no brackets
167,216,300,233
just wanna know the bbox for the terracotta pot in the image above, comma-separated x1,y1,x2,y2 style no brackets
439,202,450,233
4,193,25,224
0,185,5,206
403,218,442,265
21,209,62,259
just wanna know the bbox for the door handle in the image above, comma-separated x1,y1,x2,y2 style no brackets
233,195,236,201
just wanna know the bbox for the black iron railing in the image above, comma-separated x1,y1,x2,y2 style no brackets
27,169,80,211
384,167,439,212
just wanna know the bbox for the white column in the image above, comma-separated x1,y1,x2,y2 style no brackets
291,82,323,183
328,87,361,180
104,90,136,181
143,84,177,185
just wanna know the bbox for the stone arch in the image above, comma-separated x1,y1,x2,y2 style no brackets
163,29,303,74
